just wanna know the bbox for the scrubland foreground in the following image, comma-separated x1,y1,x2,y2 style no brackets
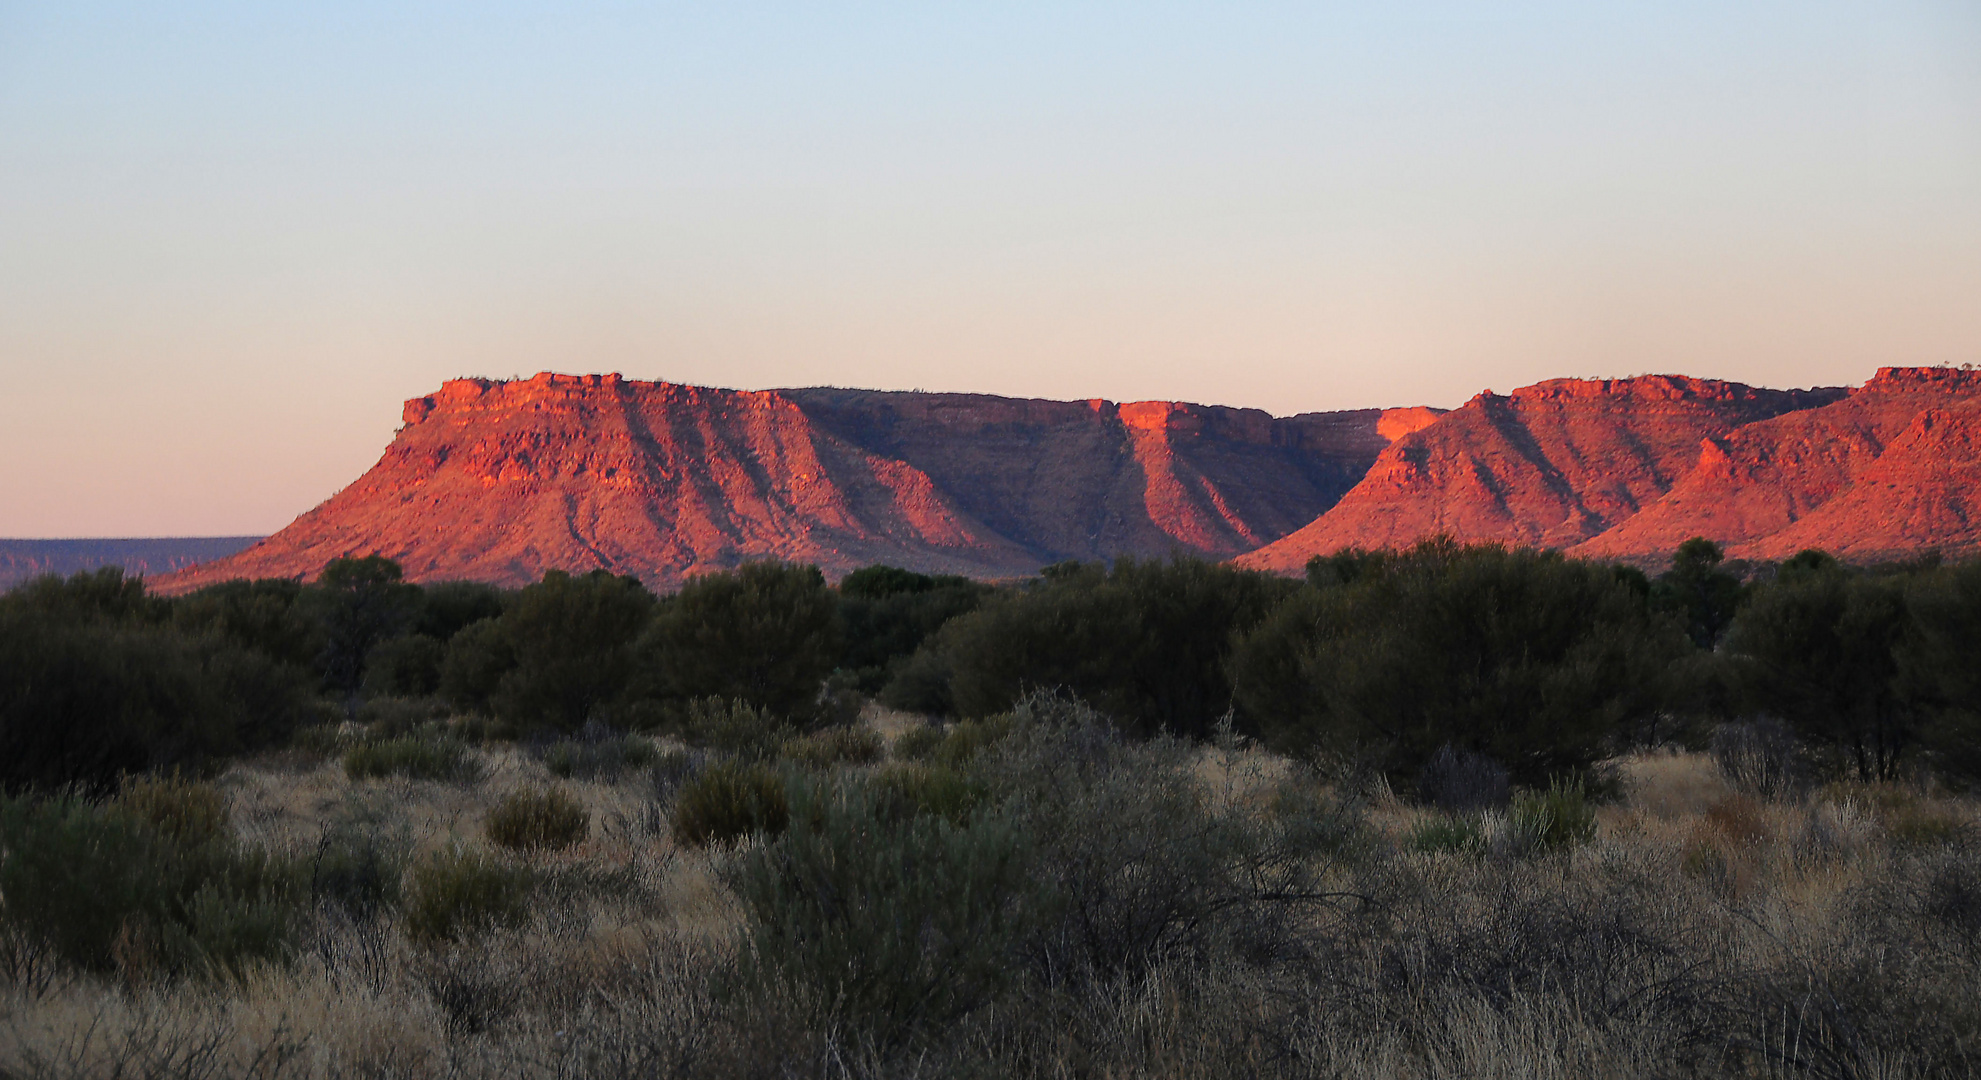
3,695,1978,1080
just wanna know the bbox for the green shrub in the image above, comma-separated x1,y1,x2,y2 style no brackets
289,723,348,760
484,788,590,852
670,761,789,848
490,570,655,732
868,763,987,826
781,725,885,768
0,603,318,794
838,567,989,694
342,728,478,782
891,724,945,762
1231,540,1684,790
683,697,795,763
362,634,446,697
1406,814,1484,856
1509,781,1599,852
890,557,1294,736
356,694,452,739
632,561,842,719
541,730,659,780
112,774,229,847
0,792,302,978
931,715,1015,768
310,808,410,920
889,717,1012,766
972,690,1337,984
727,777,1030,1047
402,844,534,944
648,748,706,801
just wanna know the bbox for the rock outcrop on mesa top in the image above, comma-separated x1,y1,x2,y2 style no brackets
156,373,1437,592
1235,376,1844,573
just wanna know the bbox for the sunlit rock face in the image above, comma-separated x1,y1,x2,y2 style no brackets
1237,375,1843,572
157,373,1419,591
1242,367,1981,572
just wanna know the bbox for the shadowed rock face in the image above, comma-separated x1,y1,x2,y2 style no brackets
157,374,1431,592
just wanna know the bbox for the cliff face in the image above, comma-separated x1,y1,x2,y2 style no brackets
1573,367,1981,562
157,374,1426,592
1235,376,1841,573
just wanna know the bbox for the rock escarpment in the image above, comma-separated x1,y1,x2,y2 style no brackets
1241,367,1981,572
158,373,1430,591
1236,376,1841,572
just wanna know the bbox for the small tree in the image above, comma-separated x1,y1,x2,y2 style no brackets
1896,560,1981,786
1230,541,1684,789
888,557,1294,738
310,556,420,696
1651,537,1746,650
633,561,840,720
491,570,654,732
1724,564,1916,782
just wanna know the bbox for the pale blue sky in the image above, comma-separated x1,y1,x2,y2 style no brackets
3,2,1978,535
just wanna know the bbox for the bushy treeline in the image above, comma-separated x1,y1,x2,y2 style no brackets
6,536,1981,798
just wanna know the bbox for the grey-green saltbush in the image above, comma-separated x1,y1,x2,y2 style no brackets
727,776,1029,1047
0,792,302,978
343,728,478,782
402,844,534,944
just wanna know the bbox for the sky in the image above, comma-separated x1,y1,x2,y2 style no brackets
3,2,1979,537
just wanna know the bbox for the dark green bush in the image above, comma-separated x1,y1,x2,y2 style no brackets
1725,561,1916,782
0,792,302,978
342,729,478,782
363,634,446,697
490,570,655,732
838,566,989,693
307,556,421,697
173,578,321,671
112,774,229,847
727,775,1030,1047
484,787,590,852
891,724,946,762
0,601,318,794
682,697,795,763
780,725,885,768
1406,814,1484,856
669,761,789,848
891,557,1294,737
540,729,659,780
973,691,1344,984
632,561,841,719
1231,540,1685,789
356,694,452,738
412,580,507,642
1508,781,1599,852
310,805,410,921
439,617,515,715
867,762,986,826
402,844,534,944
1651,537,1746,649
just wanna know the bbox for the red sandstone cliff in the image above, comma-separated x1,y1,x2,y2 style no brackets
1235,376,1840,573
157,374,1427,591
1571,368,1981,563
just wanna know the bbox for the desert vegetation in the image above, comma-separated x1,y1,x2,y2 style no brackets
3,542,1980,1077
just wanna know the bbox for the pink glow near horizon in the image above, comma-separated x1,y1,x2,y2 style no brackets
2,2,1978,537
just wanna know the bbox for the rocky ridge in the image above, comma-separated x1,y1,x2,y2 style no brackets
158,373,1432,591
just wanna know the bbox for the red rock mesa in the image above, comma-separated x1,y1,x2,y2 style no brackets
157,374,1436,591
